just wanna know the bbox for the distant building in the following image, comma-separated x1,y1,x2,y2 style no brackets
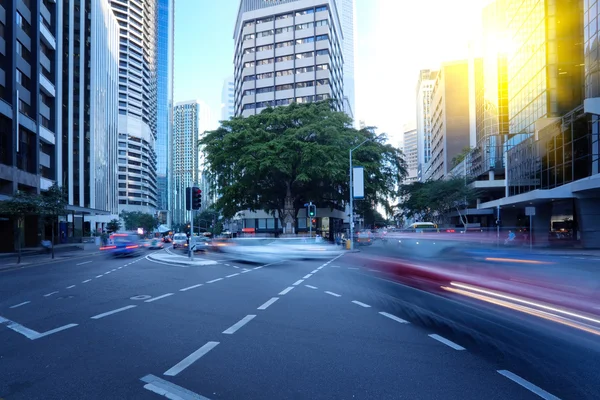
221,75,235,122
415,69,438,181
402,127,418,183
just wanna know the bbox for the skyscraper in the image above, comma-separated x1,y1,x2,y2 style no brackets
172,100,213,225
415,69,438,181
110,0,159,213
221,75,235,121
402,126,418,183
233,0,345,117
340,0,356,121
156,0,175,225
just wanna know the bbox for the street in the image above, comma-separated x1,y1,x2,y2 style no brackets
0,246,597,399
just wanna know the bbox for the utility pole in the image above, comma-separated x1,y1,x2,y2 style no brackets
349,138,371,250
189,185,194,260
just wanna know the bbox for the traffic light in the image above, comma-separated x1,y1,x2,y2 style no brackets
191,187,202,210
311,218,316,225
308,204,316,217
185,187,192,211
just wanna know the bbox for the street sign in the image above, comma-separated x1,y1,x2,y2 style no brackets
525,206,536,216
353,166,364,199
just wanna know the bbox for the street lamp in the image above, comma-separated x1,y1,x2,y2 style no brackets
349,138,372,250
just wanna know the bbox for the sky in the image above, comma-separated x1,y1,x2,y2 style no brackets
174,0,490,145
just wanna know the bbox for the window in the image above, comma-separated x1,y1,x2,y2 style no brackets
316,78,330,86
243,89,255,96
296,37,315,44
296,22,313,30
296,51,314,59
316,35,328,42
275,26,293,34
276,84,293,91
295,9,315,16
276,41,293,48
244,61,255,68
256,86,274,94
315,20,328,27
276,69,293,77
276,13,292,20
257,17,273,24
316,64,329,71
256,101,274,108
243,21,254,28
316,49,329,56
256,72,274,79
275,55,294,62
257,58,273,65
296,81,315,88
316,94,330,101
296,66,315,74
259,30,274,37
296,95,315,104
244,48,255,54
257,44,274,51
244,33,255,41
243,75,256,82
315,6,327,12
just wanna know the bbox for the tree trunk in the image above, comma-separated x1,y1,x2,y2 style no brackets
51,217,55,259
282,183,295,234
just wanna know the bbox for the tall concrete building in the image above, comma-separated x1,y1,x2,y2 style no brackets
427,60,471,181
415,69,438,181
172,100,213,226
221,75,235,121
233,0,345,117
110,0,159,214
62,0,121,233
402,126,418,183
340,0,356,121
156,0,175,225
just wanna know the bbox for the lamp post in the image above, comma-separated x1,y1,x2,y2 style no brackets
349,138,371,250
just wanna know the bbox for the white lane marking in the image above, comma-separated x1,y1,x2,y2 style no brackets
226,273,240,278
145,293,174,303
164,342,220,377
43,291,59,297
241,270,251,274
379,311,409,324
224,264,230,266
352,300,371,308
311,270,318,273
82,279,92,283
325,291,341,297
223,315,256,334
497,370,561,400
305,285,318,289
35,323,78,339
428,334,465,351
66,285,76,289
368,269,379,272
253,266,263,270
180,284,203,292
233,266,240,269
258,297,279,310
331,265,341,268
0,316,39,340
104,271,112,274
95,275,103,278
76,261,92,266
303,274,312,279
117,267,123,269
279,287,294,295
207,278,223,283
141,374,212,400
292,279,304,286
111,269,117,272
91,305,137,320
10,301,30,309
317,266,324,270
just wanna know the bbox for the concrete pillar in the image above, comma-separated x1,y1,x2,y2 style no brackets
575,198,600,249
532,203,552,247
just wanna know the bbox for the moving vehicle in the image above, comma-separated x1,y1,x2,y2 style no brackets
218,237,343,263
172,233,188,249
100,233,142,257
409,222,438,232
148,238,164,250
190,236,212,252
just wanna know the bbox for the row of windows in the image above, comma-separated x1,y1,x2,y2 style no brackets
243,79,330,96
243,35,329,55
242,94,331,111
242,64,330,81
243,6,328,28
243,21,328,41
243,49,329,67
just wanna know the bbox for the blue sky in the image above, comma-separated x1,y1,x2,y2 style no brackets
174,0,486,144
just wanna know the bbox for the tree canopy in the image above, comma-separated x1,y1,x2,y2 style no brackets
397,177,480,226
120,211,158,234
200,101,406,226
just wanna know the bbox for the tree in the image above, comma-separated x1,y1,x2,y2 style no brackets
397,177,480,226
451,146,473,168
200,101,406,231
39,183,68,259
120,211,158,235
138,213,159,235
106,219,121,233
0,191,40,264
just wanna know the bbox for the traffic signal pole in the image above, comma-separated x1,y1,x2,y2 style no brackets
189,186,194,260
309,202,312,238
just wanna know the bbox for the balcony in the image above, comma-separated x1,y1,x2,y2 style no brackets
39,125,55,145
39,73,56,97
40,21,56,50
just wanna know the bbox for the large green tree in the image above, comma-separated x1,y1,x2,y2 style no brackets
397,177,480,226
39,183,68,259
120,211,158,235
200,101,406,231
0,191,40,264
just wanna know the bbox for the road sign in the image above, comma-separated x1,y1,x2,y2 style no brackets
525,206,536,216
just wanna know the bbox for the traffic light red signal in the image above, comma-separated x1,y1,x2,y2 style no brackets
312,218,316,224
192,187,202,210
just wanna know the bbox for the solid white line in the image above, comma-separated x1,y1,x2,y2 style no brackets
497,370,561,400
180,284,203,292
10,301,30,309
293,279,304,285
226,273,240,278
76,261,92,266
145,293,174,303
6,322,40,340
305,285,318,289
66,285,76,289
35,323,78,339
91,305,137,320
325,291,341,297
95,275,103,278
164,341,220,377
428,334,465,351
303,274,312,279
311,270,318,273
82,279,92,283
379,311,409,324
241,270,251,274
352,300,371,308
233,265,240,269
258,297,279,310
206,278,223,283
111,269,117,272
223,315,256,334
279,287,294,295
141,374,211,400
117,267,122,269
317,266,323,270
253,266,263,270
43,291,58,297
104,271,111,274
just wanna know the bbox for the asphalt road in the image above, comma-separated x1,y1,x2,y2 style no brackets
0,245,595,399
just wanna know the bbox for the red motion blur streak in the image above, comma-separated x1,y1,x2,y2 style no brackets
100,246,117,251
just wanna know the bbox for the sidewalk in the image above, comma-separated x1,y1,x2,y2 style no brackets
0,243,101,271
146,252,219,267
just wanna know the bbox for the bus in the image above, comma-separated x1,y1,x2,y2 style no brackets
409,222,438,232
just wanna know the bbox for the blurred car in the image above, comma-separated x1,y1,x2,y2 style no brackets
356,231,373,246
218,237,344,263
100,234,142,257
148,238,164,250
190,236,212,252
172,233,188,249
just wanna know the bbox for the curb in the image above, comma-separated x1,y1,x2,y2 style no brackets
146,254,218,266
0,251,102,273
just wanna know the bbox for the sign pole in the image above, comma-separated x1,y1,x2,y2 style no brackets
309,201,312,238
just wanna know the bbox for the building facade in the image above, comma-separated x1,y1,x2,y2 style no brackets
110,0,159,213
233,0,345,117
427,60,471,181
221,75,235,121
402,127,418,183
172,100,213,226
415,69,437,181
340,0,355,121
156,0,175,225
